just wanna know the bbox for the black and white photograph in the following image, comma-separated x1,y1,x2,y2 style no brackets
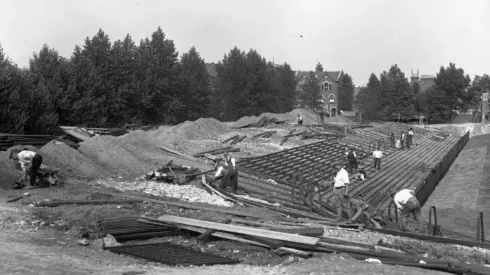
1,0,490,274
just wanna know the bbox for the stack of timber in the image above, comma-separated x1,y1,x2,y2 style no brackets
235,116,287,129
252,131,277,140
101,217,177,241
145,160,211,184
132,215,490,274
193,146,240,158
221,135,247,145
0,133,78,150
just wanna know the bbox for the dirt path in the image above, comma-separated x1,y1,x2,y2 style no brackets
422,134,490,239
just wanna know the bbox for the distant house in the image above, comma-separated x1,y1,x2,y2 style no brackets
410,69,435,93
295,68,344,117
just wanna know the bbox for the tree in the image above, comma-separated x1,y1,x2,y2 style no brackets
338,73,355,111
354,73,382,121
379,65,414,120
175,46,211,121
433,63,471,122
468,74,490,108
298,72,322,110
426,86,448,123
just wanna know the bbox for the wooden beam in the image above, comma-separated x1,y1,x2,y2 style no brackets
158,145,197,161
36,199,143,207
153,214,321,245
196,218,232,242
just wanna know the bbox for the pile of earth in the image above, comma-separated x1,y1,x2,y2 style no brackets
39,140,110,179
229,108,353,128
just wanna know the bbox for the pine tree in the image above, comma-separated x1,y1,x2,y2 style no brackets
338,73,355,111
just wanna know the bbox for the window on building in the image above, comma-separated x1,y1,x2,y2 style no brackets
329,94,335,103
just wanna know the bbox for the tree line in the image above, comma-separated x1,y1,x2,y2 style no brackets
355,63,489,123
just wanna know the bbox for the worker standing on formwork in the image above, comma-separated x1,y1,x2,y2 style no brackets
332,163,352,222
407,128,414,148
9,149,43,188
400,131,406,150
390,188,424,232
347,147,358,174
297,114,303,126
211,153,238,194
372,147,383,172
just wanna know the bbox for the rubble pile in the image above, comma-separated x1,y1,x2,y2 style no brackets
94,179,233,207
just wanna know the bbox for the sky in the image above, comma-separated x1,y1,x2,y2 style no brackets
1,0,489,86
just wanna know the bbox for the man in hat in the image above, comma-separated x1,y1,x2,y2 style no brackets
390,188,423,232
9,149,43,188
332,163,352,222
407,128,414,148
211,153,238,194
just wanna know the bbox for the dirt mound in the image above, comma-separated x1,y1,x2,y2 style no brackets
0,152,21,188
231,108,318,128
77,136,159,179
39,140,110,179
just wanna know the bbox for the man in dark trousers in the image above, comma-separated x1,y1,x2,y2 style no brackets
389,132,395,148
347,147,358,174
9,149,43,188
400,131,406,150
297,114,303,126
212,153,238,194
372,147,383,171
408,128,414,148
390,188,424,232
332,163,353,222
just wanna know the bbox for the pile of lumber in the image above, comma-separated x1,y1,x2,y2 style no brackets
252,131,276,140
0,133,78,151
133,215,490,274
221,135,247,145
193,146,240,158
146,160,213,184
237,116,287,129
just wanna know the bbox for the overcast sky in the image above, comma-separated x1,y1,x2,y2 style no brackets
1,0,489,85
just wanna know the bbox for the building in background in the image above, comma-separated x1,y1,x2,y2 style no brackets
295,67,343,117
410,69,435,93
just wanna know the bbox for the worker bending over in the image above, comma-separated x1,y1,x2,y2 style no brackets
332,163,352,222
212,153,238,194
391,188,424,232
9,149,43,188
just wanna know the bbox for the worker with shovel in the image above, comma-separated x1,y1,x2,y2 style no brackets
211,153,238,194
390,188,424,232
9,149,43,188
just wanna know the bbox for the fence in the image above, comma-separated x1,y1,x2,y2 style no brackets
415,131,470,206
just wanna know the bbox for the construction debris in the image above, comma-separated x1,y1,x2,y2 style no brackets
235,116,287,129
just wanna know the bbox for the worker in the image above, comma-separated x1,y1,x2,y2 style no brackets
297,114,303,126
390,188,424,232
389,132,395,148
408,128,414,148
332,163,352,222
9,149,43,188
372,147,383,171
356,168,367,181
400,131,406,150
347,147,358,174
212,153,238,194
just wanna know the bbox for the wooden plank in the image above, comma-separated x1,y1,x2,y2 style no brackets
36,199,143,207
196,218,232,242
154,214,321,245
158,145,197,161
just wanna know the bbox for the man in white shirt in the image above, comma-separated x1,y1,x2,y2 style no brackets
297,114,303,126
372,148,383,171
400,131,406,150
332,163,352,222
9,149,43,187
391,188,423,232
212,153,238,194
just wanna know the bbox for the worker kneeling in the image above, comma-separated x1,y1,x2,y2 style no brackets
211,153,238,194
390,188,424,232
332,163,353,222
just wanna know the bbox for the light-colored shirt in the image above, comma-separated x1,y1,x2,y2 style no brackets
224,157,236,167
334,168,350,187
18,150,36,171
215,166,225,177
408,130,413,136
394,189,415,210
401,134,406,140
373,150,383,158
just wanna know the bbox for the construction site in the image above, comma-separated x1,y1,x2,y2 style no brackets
1,107,490,275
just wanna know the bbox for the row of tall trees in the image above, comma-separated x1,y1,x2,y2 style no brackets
354,63,484,123
1,27,303,134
